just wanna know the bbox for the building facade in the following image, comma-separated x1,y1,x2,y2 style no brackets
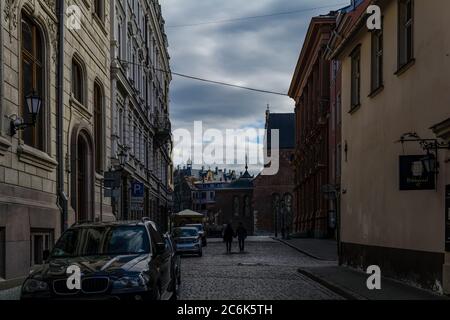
289,14,337,239
0,0,113,281
215,168,254,235
110,0,173,230
253,108,296,236
328,0,450,292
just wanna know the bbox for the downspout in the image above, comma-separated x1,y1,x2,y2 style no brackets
57,0,68,232
0,0,4,134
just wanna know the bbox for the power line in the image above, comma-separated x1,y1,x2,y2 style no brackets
165,2,347,28
119,59,289,96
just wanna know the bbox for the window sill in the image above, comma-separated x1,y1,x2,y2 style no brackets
349,104,361,115
17,144,58,172
70,96,92,119
0,135,12,156
395,59,415,76
368,85,384,98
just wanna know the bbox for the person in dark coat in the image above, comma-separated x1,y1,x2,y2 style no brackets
223,223,234,253
235,222,247,252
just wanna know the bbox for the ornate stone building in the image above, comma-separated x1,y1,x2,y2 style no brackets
0,0,113,282
110,0,173,230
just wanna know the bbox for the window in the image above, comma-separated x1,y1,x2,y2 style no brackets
244,196,250,217
350,46,361,110
371,23,383,92
94,0,104,21
72,58,84,103
30,229,53,266
94,82,103,173
233,196,239,217
21,13,45,150
398,0,414,68
0,228,4,279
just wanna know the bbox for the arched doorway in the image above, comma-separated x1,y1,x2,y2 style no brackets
71,126,95,223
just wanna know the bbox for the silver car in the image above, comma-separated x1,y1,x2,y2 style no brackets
172,227,203,257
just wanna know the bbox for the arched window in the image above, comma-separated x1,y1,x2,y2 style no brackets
244,196,251,217
72,57,84,104
94,82,103,173
21,13,45,150
233,196,239,217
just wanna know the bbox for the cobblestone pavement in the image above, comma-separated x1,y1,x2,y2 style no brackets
0,237,343,300
0,286,20,300
179,237,343,300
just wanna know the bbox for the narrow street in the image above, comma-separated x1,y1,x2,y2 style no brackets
179,237,342,300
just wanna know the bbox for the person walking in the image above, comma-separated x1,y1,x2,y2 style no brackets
235,222,247,252
223,223,234,254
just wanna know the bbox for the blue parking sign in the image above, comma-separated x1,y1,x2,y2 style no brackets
131,181,144,198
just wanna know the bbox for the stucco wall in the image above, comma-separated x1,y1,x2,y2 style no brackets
339,0,450,254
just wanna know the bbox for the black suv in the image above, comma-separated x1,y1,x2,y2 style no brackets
21,219,176,300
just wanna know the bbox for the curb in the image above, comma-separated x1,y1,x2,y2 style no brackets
0,277,25,291
297,268,364,300
273,237,335,262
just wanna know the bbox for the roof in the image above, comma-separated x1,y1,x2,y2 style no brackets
267,113,295,149
174,209,204,217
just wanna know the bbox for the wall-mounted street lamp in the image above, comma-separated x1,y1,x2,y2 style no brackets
117,146,129,168
9,91,42,136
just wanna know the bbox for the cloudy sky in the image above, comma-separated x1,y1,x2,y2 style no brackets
160,0,348,172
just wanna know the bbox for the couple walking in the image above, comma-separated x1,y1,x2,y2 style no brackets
223,222,247,253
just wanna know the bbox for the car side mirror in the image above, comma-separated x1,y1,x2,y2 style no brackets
43,250,50,261
155,242,166,255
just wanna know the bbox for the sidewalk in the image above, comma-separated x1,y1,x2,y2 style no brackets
275,237,338,261
276,237,447,299
298,265,448,300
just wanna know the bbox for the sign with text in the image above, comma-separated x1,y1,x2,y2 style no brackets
130,181,145,212
399,155,435,190
104,171,122,189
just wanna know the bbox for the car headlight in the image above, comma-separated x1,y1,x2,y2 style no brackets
22,279,49,293
113,275,146,290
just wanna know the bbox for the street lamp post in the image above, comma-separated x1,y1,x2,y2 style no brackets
9,91,42,136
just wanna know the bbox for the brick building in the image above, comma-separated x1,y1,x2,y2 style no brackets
253,108,296,236
288,13,337,239
215,167,254,235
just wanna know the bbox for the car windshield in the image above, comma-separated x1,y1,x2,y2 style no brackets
173,228,198,238
186,224,203,231
51,225,150,258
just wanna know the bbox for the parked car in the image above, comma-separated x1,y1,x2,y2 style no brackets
164,233,181,299
185,223,207,247
20,219,176,300
172,227,203,257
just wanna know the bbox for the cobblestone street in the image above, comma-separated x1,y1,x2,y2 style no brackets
179,237,342,300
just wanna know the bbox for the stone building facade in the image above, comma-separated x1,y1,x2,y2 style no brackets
0,0,113,281
110,0,173,230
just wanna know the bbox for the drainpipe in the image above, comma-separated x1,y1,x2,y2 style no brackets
57,0,68,233
0,0,4,134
